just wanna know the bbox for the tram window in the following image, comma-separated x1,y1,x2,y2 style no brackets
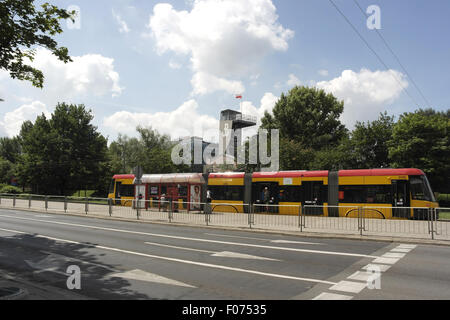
367,185,391,203
339,185,391,203
321,185,328,203
209,186,244,201
279,186,301,202
339,185,366,203
119,184,134,197
410,176,433,201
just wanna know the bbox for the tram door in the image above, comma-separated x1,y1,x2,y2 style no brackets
392,180,410,218
303,181,323,215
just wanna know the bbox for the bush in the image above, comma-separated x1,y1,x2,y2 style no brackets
0,185,22,194
437,194,450,208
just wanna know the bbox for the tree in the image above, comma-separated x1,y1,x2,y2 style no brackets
0,0,75,88
18,103,110,195
261,86,347,149
108,126,189,176
350,112,395,169
0,157,15,184
0,136,21,163
388,109,450,192
260,86,348,170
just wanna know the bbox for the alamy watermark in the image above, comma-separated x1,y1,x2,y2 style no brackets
66,265,81,290
366,265,381,290
171,129,280,172
367,5,381,30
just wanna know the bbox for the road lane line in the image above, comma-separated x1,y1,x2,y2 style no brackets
145,241,215,254
0,214,378,259
144,241,280,261
205,233,323,245
313,292,353,300
0,226,337,286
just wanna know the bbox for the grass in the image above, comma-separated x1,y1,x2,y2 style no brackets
71,190,97,198
439,210,450,220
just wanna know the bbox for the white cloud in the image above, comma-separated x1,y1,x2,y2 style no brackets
316,68,408,127
286,74,301,87
191,72,245,96
0,101,51,137
112,9,131,34
29,48,123,99
147,0,294,95
103,99,220,140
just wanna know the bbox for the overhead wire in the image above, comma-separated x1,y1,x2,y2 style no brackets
327,0,421,109
352,0,432,108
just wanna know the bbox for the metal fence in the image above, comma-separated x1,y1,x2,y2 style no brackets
0,193,448,241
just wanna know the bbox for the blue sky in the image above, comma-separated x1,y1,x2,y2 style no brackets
0,0,449,142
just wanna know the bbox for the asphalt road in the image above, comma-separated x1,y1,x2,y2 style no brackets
0,208,449,300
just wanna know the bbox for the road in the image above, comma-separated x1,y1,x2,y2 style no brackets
0,207,449,301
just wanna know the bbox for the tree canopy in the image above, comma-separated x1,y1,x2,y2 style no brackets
17,103,109,195
388,109,450,192
0,0,75,88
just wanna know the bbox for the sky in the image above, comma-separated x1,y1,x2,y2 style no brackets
0,0,449,143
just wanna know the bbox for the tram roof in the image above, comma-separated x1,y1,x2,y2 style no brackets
338,168,425,176
138,173,205,184
113,174,135,180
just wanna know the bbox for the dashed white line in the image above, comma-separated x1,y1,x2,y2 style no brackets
313,292,353,300
329,281,367,294
362,264,391,273
382,252,406,259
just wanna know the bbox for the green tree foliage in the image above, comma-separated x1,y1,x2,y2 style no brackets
350,112,395,169
0,157,15,184
389,109,450,192
17,103,109,195
0,136,21,163
260,86,348,170
261,86,347,149
108,126,188,175
0,0,75,88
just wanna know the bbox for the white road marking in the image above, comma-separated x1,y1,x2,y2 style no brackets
270,240,323,245
145,241,280,261
0,226,337,286
0,214,377,259
204,233,268,241
361,264,391,272
211,251,279,261
382,252,406,259
109,269,196,288
329,281,367,294
390,248,412,253
313,292,353,300
0,227,80,244
372,257,400,265
347,271,377,282
398,244,417,249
